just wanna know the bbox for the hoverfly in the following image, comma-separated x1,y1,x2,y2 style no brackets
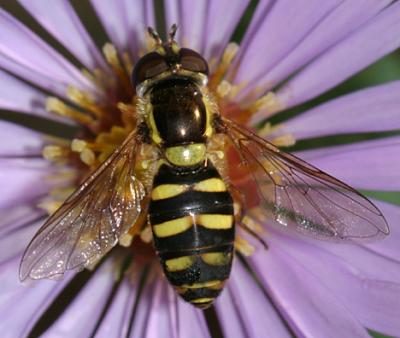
20,25,389,309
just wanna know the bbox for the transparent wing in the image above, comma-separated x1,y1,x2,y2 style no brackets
218,117,389,241
20,131,146,280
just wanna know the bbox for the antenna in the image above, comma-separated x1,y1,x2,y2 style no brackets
147,26,162,45
168,24,178,43
148,24,178,46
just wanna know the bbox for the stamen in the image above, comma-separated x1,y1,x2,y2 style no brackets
216,80,232,98
80,148,96,166
234,236,255,256
38,199,63,215
119,233,134,247
42,145,69,161
247,91,282,115
103,43,132,94
117,102,137,128
140,226,153,243
71,139,97,166
122,52,134,75
46,98,95,126
71,139,87,153
242,215,265,234
67,86,106,119
209,43,239,89
272,134,296,147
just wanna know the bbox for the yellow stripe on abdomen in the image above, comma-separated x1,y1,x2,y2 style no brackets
193,178,227,192
153,216,193,237
201,252,232,266
165,255,195,272
151,184,189,200
197,214,233,229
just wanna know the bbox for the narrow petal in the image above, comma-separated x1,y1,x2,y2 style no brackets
129,271,159,338
0,204,44,236
120,0,155,56
174,297,210,338
233,0,342,91
280,81,400,140
0,257,71,338
165,0,249,63
276,1,400,109
248,243,371,338
365,200,400,263
0,218,41,264
164,0,208,53
0,70,51,120
41,258,117,337
91,269,140,338
0,121,45,156
266,229,400,336
0,158,52,209
143,280,174,338
89,0,155,57
297,136,400,190
0,8,96,98
215,259,292,338
203,0,249,62
246,0,391,105
213,283,248,338
18,0,108,71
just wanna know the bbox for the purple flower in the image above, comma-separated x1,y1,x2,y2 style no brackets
1,1,400,337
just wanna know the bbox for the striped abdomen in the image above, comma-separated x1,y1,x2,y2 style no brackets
149,161,234,308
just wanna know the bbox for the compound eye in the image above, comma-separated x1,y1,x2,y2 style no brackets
179,48,209,75
131,52,169,88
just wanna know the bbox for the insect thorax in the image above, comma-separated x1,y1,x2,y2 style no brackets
143,77,214,168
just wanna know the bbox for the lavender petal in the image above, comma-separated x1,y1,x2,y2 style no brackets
0,218,40,264
279,81,400,140
364,200,400,263
248,241,371,338
164,0,208,54
165,0,249,67
18,0,108,71
143,280,174,338
92,269,140,338
202,0,249,63
266,229,400,336
0,204,44,236
0,8,97,98
245,0,391,109
41,258,117,337
0,121,46,156
0,158,52,209
276,1,400,110
0,257,71,338
297,136,400,191
215,259,291,338
89,0,155,57
233,0,342,93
